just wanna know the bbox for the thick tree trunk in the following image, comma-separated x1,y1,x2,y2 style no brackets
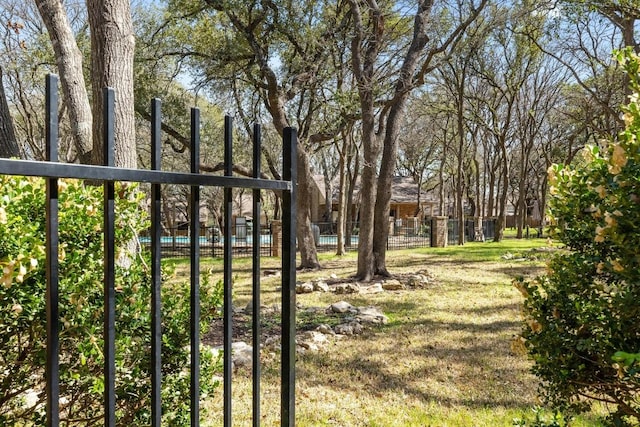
296,148,322,269
372,96,410,275
372,0,432,276
350,0,383,281
0,67,20,159
356,124,380,281
35,0,92,163
87,0,136,169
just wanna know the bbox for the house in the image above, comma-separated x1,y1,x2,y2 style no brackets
310,174,437,223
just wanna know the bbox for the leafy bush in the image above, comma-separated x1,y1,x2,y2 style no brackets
519,48,640,425
0,177,222,425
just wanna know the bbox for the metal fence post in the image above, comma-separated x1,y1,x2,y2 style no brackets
45,73,60,427
223,115,233,427
102,87,116,427
281,127,297,427
150,98,163,427
252,123,262,427
190,107,201,427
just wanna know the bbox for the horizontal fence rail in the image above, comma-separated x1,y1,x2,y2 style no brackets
0,74,297,427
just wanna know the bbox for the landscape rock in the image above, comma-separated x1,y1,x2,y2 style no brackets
316,324,335,335
356,306,389,324
296,282,314,294
297,341,319,352
382,279,405,291
300,330,329,346
330,301,355,314
360,282,384,294
313,280,330,292
208,342,254,370
264,335,280,349
334,321,364,335
407,274,430,287
335,283,360,294
232,342,253,368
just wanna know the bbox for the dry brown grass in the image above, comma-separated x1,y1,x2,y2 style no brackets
175,239,606,426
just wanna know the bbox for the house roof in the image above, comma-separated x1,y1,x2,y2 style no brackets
312,174,435,205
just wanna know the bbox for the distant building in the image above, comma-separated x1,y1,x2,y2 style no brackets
310,175,437,222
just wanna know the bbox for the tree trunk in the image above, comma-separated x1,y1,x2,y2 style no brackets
87,0,136,169
350,0,384,281
335,131,351,256
454,65,467,245
356,124,380,280
35,0,92,163
473,157,484,241
296,148,322,269
438,144,447,216
345,151,359,247
494,138,509,242
372,0,432,276
0,67,20,159
320,153,333,225
487,165,495,217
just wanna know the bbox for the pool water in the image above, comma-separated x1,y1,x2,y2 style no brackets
139,235,272,245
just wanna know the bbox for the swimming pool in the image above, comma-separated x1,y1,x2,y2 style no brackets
138,235,272,245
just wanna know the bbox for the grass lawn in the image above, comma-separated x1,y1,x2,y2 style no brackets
167,237,607,426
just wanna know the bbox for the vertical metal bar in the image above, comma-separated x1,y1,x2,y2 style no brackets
252,124,262,427
223,115,233,427
45,73,60,427
150,98,162,427
281,127,297,427
190,108,201,427
103,87,116,427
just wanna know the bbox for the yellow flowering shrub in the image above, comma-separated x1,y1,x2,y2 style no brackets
0,177,222,425
520,48,640,425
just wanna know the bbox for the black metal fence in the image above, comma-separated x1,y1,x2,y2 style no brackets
310,218,432,253
448,217,497,244
0,75,297,427
141,223,274,257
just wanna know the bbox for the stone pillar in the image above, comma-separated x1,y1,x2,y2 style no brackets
431,216,448,247
271,220,282,257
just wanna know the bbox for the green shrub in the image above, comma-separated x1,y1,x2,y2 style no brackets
519,48,640,426
0,177,222,425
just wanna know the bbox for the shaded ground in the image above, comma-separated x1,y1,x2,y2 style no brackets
194,241,604,426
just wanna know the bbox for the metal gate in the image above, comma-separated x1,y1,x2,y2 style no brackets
0,74,297,427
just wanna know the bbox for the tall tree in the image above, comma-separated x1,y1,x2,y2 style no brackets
470,3,543,242
87,0,137,168
159,0,358,269
349,0,488,280
0,65,20,158
34,0,92,163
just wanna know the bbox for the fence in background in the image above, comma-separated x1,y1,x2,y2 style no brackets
141,224,274,257
448,217,498,244
310,217,432,253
